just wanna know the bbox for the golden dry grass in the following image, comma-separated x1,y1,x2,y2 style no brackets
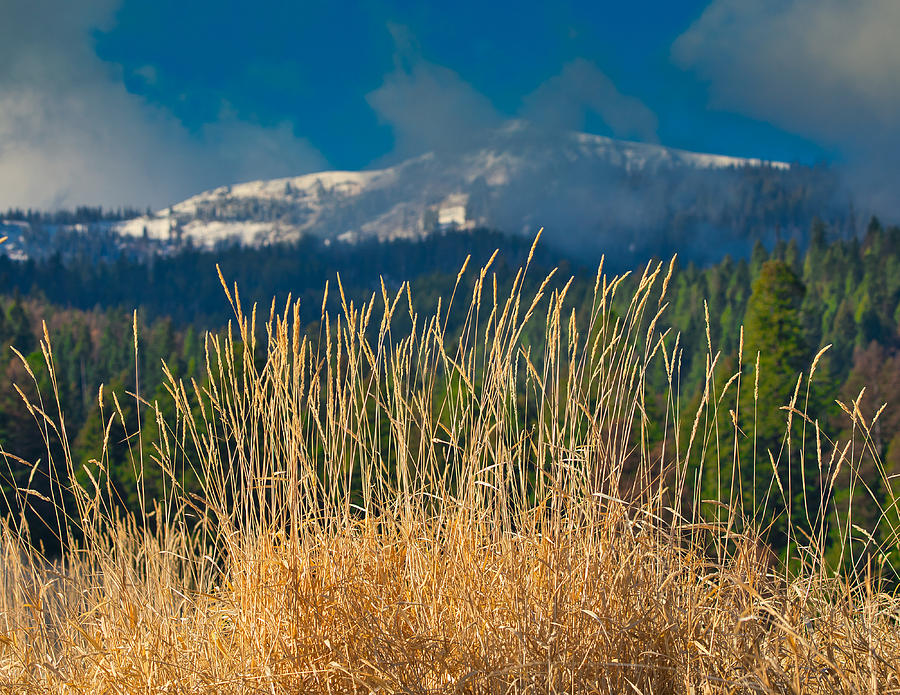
0,241,898,693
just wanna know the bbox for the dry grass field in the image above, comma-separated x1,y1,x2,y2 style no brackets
0,239,898,693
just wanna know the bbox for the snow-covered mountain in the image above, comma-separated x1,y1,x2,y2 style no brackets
112,122,801,260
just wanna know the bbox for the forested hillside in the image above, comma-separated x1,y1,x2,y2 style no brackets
0,220,898,565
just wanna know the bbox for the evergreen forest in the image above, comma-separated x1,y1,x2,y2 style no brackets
1,220,898,572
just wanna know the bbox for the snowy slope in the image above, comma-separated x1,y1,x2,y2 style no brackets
114,123,791,250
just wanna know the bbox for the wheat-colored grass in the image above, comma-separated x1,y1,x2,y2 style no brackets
0,243,898,693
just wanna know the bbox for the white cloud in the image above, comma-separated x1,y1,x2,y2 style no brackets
522,59,658,143
0,0,326,210
366,54,503,157
367,33,659,161
673,0,900,210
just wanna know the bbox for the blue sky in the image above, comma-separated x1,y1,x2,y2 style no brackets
1,0,897,210
93,0,825,167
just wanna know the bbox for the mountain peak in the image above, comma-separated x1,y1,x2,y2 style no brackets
113,126,801,262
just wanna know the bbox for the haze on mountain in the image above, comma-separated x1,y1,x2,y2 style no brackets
108,121,843,267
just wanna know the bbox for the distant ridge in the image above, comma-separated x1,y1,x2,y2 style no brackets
113,122,802,262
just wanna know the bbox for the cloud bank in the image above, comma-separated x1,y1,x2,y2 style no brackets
522,59,658,143
0,0,326,210
365,62,503,158
367,28,658,160
1,5,661,211
673,0,900,212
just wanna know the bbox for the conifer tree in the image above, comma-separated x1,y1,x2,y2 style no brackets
739,260,815,549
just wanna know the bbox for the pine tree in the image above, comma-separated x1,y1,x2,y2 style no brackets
739,260,815,550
